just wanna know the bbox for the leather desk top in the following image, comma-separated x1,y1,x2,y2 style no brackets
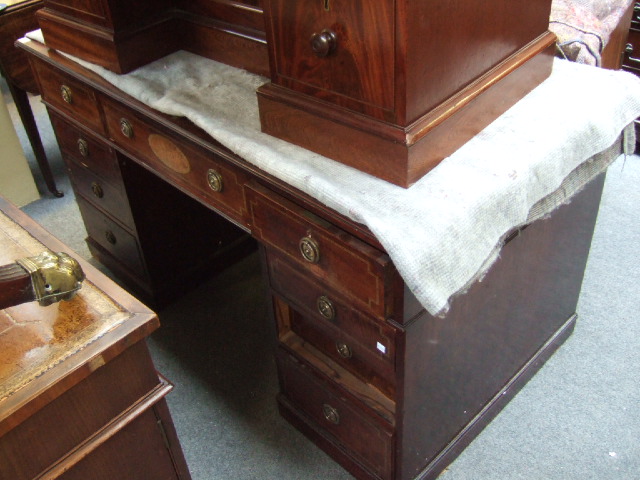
0,196,158,435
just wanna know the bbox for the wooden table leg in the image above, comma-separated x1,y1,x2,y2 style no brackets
6,80,63,198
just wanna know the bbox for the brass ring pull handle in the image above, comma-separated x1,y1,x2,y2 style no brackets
61,85,73,104
120,118,134,138
626,44,640,63
317,295,335,321
322,404,340,425
336,342,352,359
310,29,337,58
91,181,104,199
206,169,223,192
299,236,320,263
105,230,117,245
77,138,89,157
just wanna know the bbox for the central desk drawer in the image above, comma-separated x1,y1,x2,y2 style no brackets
101,96,250,226
248,182,393,320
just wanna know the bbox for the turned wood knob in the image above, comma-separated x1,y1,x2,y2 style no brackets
105,230,117,245
310,29,337,58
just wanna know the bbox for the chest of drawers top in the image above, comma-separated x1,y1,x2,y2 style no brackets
36,0,556,187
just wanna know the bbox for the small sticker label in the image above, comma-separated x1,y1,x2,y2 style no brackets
376,342,387,354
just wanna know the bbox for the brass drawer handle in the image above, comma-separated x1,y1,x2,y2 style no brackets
310,29,337,58
625,43,640,64
317,295,335,321
119,118,134,138
299,236,320,263
322,404,340,425
91,181,104,199
206,169,224,192
61,85,73,104
77,138,89,157
105,230,117,245
336,341,352,359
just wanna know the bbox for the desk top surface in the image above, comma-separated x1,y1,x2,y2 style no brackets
0,197,158,433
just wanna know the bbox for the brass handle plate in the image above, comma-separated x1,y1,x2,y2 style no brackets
91,181,104,199
317,295,335,320
120,118,134,138
207,169,224,192
310,29,337,58
336,341,352,359
299,236,320,263
322,404,340,425
105,230,117,245
60,85,73,104
77,138,89,157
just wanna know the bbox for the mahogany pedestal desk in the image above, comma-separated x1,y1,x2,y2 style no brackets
0,0,62,197
18,38,608,480
0,196,191,479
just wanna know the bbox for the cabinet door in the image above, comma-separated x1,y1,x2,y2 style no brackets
265,0,395,111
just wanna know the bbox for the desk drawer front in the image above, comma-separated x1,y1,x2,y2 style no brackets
76,198,147,279
50,114,121,186
32,60,104,134
101,98,250,226
67,160,135,231
268,253,396,365
248,183,392,319
266,0,395,112
277,349,394,480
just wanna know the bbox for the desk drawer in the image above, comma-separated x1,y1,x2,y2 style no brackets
32,59,104,134
50,114,120,184
76,197,147,280
248,183,393,320
266,0,394,111
101,97,250,226
277,349,394,480
67,159,135,231
268,254,397,390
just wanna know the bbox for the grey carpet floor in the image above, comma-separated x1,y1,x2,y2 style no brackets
3,78,639,479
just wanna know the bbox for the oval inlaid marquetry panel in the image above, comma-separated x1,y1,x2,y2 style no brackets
148,134,191,174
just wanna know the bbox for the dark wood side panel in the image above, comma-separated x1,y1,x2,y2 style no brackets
397,173,606,480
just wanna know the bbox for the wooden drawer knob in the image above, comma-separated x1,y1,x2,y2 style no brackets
299,236,320,263
310,29,337,58
317,295,335,321
336,341,352,359
119,118,134,138
91,181,104,199
77,138,89,157
206,169,224,192
322,404,340,425
60,85,73,104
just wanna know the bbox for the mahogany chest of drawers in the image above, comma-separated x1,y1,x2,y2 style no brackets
35,0,556,187
20,35,608,480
